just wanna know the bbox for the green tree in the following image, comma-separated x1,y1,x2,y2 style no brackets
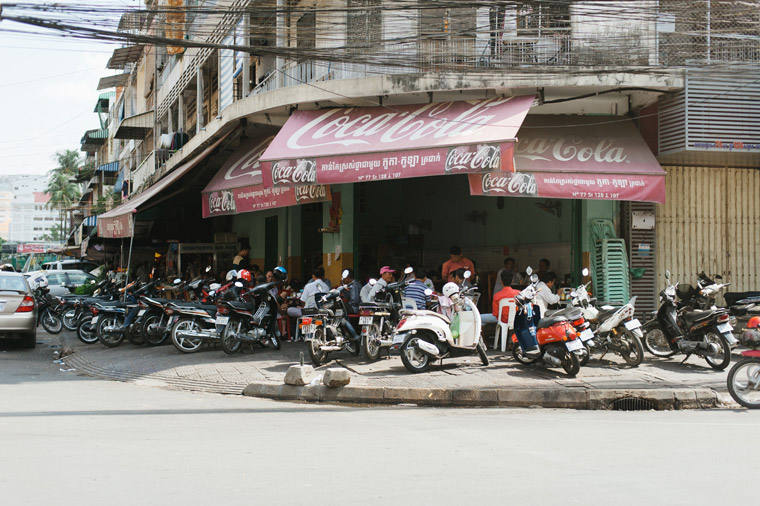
39,224,64,242
46,149,82,243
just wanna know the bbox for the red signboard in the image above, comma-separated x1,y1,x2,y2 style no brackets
97,213,133,239
17,243,46,254
259,96,535,187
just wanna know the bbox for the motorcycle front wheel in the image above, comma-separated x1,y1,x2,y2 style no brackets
727,358,760,408
704,331,732,370
477,338,489,366
308,327,329,366
171,317,204,354
220,318,243,355
578,343,591,366
76,315,98,344
362,324,382,361
619,331,644,367
511,342,537,365
141,312,167,346
62,309,78,331
97,316,124,347
643,324,676,358
562,351,581,377
400,337,431,373
41,309,62,334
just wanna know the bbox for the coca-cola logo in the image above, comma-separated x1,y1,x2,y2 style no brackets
208,190,237,215
445,144,500,173
516,136,628,164
223,136,273,182
271,159,317,186
295,185,328,203
481,172,537,196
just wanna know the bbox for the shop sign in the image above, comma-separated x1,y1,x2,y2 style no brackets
469,172,666,204
202,184,331,218
16,243,46,254
97,213,133,239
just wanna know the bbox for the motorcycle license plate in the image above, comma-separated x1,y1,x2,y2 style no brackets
717,323,733,333
624,319,642,330
137,309,146,317
302,324,315,335
579,329,595,342
392,333,405,344
359,316,373,325
215,316,229,325
91,316,99,324
565,339,584,352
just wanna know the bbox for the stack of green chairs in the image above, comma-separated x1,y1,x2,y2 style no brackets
590,220,631,305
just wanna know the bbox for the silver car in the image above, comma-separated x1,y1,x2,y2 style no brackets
24,269,97,297
0,271,37,348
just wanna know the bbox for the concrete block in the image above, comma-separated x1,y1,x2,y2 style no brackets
673,389,699,410
323,385,385,404
451,388,499,406
298,385,323,401
284,364,315,386
323,368,351,388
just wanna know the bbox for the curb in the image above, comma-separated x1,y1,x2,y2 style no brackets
242,382,725,410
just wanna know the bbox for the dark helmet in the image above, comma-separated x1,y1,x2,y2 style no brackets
273,266,288,283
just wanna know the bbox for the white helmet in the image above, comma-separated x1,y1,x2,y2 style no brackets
30,275,49,290
442,282,460,299
226,270,238,281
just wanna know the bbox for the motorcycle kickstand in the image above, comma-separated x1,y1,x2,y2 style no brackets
598,350,608,361
680,353,692,363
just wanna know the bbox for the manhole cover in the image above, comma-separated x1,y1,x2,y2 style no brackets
611,397,655,411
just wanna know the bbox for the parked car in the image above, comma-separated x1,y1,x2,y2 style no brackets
0,271,37,348
24,270,97,297
40,260,99,273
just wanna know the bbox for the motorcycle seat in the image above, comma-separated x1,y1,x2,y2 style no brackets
596,306,622,322
547,307,583,321
96,301,128,308
537,315,568,329
143,296,172,305
680,310,717,327
225,301,253,312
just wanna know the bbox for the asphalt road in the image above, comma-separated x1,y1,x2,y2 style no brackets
1,333,759,506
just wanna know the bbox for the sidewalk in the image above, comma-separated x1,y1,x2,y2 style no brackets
57,331,736,410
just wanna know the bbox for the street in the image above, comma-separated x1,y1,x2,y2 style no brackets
0,333,758,506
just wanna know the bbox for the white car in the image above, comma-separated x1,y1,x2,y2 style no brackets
24,270,97,297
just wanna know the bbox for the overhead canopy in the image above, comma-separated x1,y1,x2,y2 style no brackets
468,116,666,203
98,132,230,238
115,110,155,139
202,135,331,218
97,161,119,173
81,129,108,153
97,73,130,90
93,92,114,113
259,96,536,187
107,45,145,69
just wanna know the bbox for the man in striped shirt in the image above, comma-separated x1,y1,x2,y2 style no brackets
405,267,431,310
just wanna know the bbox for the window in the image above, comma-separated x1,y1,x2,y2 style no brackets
347,0,382,51
296,11,316,60
46,273,66,286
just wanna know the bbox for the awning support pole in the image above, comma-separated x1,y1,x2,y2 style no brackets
125,214,136,291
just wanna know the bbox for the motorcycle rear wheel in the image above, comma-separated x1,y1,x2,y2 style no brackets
400,337,431,373
362,324,382,361
619,332,644,367
579,343,591,366
172,317,204,354
62,309,78,331
97,316,124,347
727,358,760,408
562,351,581,377
643,325,676,358
76,316,98,344
704,331,731,370
220,319,243,355
308,328,329,366
41,309,62,334
141,312,167,346
477,338,489,366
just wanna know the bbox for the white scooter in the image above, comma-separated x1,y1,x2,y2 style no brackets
391,271,489,374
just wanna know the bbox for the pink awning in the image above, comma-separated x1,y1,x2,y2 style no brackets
469,116,666,203
259,96,535,187
201,135,330,218
98,133,230,238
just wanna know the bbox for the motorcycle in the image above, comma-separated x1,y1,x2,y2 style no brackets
641,270,736,370
727,349,760,408
360,267,413,361
94,280,162,347
139,278,184,346
301,276,361,366
390,271,488,374
509,268,583,377
219,277,284,355
33,286,63,334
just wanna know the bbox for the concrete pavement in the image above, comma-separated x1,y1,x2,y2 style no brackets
55,329,744,410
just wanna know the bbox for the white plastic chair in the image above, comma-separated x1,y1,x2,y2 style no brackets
493,298,516,352
402,297,417,310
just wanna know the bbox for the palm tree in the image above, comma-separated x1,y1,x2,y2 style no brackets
54,149,81,176
46,150,82,243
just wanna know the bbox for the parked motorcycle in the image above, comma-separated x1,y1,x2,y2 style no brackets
510,268,583,377
33,286,62,334
360,267,414,361
139,278,184,346
94,280,162,347
727,349,760,408
302,273,361,365
641,270,735,370
390,271,488,374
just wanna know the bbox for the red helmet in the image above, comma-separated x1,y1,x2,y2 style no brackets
238,269,252,282
748,317,760,329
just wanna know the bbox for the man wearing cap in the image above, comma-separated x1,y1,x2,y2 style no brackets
364,266,396,303
442,245,475,282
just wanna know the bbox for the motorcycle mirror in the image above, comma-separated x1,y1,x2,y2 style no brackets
173,278,182,284
424,288,433,296
526,266,533,276
404,266,413,275
369,278,377,286
341,269,349,280
463,270,471,279
665,269,671,280
530,273,539,283
234,281,243,288
582,267,589,277
209,290,216,297
205,266,212,273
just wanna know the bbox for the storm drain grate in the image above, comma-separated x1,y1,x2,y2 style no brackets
611,397,656,411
